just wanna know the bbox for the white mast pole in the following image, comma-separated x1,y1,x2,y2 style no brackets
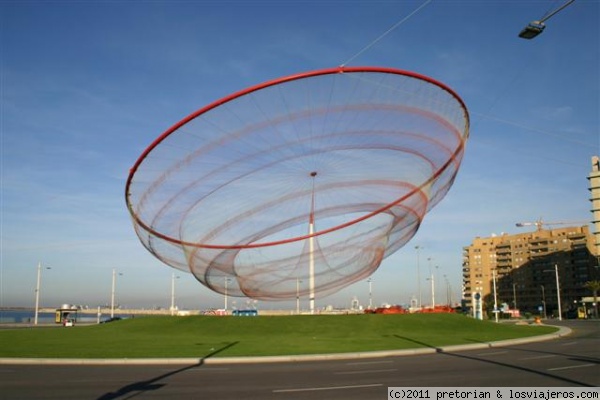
309,222,315,314
309,172,317,314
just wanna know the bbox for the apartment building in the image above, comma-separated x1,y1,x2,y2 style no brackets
462,225,598,317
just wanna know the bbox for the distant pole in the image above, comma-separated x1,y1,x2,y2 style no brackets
171,272,175,315
444,275,450,306
34,262,42,325
34,262,50,325
111,268,116,318
513,283,517,310
435,265,440,307
224,278,229,311
428,273,435,309
492,269,499,322
368,278,373,309
415,246,422,308
296,278,300,314
428,257,434,308
170,272,179,316
541,285,547,319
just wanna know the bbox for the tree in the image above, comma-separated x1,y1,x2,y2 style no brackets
583,280,600,319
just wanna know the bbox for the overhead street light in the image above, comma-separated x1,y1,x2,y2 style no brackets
518,21,546,40
519,0,575,39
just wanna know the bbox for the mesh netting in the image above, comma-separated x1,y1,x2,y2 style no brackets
125,66,469,301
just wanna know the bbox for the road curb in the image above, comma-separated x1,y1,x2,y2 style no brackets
0,324,571,365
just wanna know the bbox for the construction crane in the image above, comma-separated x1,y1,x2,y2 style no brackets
515,218,588,231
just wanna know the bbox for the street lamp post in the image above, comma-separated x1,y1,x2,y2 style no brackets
34,262,51,325
435,265,440,307
170,272,180,316
427,257,434,308
444,274,450,306
593,265,599,319
492,269,499,323
544,264,562,321
296,278,301,314
541,285,547,319
427,273,435,309
368,278,373,309
224,278,231,311
110,268,123,319
415,245,422,308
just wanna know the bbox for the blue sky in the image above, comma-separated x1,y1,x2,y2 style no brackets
1,0,598,312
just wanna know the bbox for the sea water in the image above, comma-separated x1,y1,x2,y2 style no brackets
0,310,55,324
0,309,124,324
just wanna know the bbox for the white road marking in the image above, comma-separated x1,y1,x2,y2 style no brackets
335,368,397,375
345,360,394,366
560,341,577,346
476,351,508,356
273,383,383,393
519,355,557,360
547,363,595,371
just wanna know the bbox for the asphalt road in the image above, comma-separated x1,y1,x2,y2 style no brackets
0,320,598,400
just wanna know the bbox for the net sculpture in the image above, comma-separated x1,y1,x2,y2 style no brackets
125,66,469,307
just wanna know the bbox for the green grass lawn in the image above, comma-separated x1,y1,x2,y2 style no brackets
0,314,557,359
